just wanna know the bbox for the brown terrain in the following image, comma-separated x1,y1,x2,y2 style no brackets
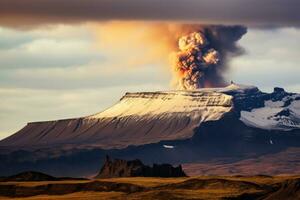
0,175,300,200
183,147,300,176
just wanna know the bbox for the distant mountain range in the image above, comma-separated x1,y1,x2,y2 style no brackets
0,83,299,177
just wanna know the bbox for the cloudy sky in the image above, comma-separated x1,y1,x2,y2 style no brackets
0,0,300,139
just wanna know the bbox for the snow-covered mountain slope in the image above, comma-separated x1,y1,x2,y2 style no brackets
240,91,300,130
89,91,232,119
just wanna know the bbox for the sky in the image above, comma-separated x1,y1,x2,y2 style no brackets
0,0,300,139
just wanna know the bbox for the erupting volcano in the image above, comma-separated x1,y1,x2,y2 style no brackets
0,24,299,178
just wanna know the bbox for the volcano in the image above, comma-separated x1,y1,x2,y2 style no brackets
0,83,300,177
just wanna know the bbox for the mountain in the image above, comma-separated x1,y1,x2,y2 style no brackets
0,83,299,177
0,87,234,150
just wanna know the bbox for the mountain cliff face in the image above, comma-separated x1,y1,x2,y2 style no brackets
0,83,299,177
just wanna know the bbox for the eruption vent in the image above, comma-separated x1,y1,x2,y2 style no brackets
172,25,247,90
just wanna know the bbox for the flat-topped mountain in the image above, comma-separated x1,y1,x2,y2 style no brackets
0,83,299,177
3,83,298,150
0,86,236,149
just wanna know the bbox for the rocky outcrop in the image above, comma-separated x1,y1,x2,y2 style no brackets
95,156,187,178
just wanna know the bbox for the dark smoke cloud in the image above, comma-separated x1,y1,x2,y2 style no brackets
172,25,247,89
0,0,299,28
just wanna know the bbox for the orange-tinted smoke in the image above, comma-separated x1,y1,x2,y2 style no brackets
89,22,247,89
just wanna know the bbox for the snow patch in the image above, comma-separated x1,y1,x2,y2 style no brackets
240,94,300,131
163,145,175,149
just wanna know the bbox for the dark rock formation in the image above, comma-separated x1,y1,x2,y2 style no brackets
95,156,187,178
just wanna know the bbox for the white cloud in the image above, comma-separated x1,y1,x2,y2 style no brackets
0,25,103,69
226,27,300,92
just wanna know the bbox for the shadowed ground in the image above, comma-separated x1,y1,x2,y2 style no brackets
0,175,299,200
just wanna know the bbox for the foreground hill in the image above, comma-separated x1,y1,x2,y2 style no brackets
0,83,299,177
0,171,86,182
0,175,300,200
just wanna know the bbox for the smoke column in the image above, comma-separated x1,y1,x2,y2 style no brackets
171,25,247,89
91,23,247,89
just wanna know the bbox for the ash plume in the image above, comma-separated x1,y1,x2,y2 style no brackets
171,25,247,89
91,23,247,89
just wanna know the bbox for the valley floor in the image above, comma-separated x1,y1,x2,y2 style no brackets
0,176,300,200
